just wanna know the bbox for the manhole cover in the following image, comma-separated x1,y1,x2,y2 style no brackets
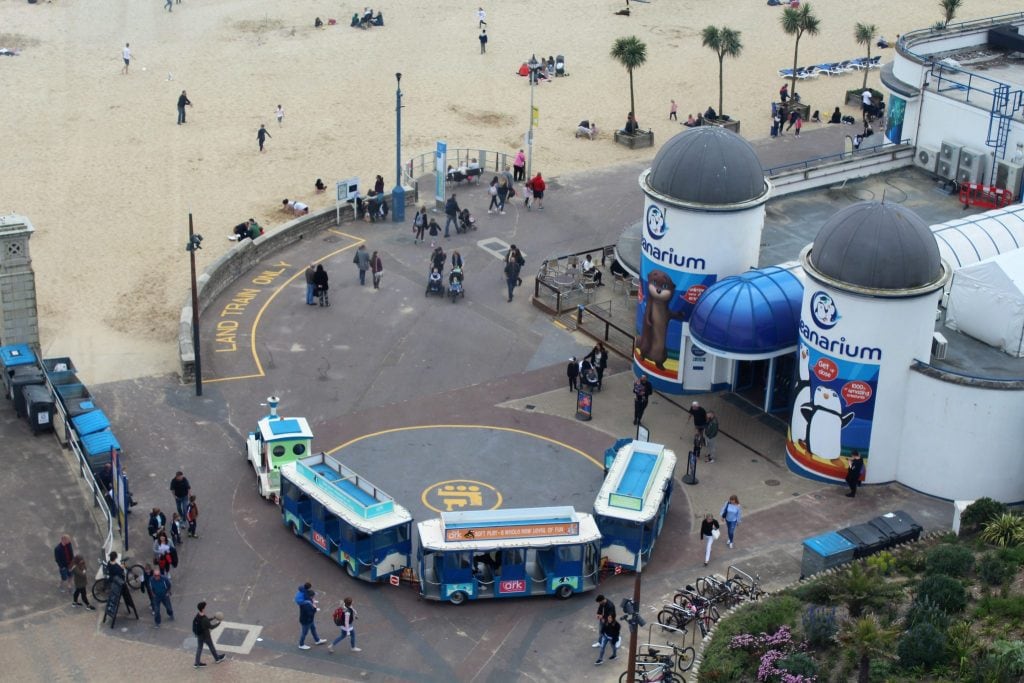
764,479,780,487
525,404,535,410
323,235,341,243
218,627,250,647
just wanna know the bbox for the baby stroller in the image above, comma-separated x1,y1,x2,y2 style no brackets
555,55,566,77
448,266,465,303
426,268,445,297
457,208,477,234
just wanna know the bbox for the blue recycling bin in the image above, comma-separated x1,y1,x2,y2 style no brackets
801,531,857,578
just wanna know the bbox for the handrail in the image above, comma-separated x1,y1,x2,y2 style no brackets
404,147,516,183
574,304,636,359
764,139,912,176
911,359,1024,387
899,12,1024,60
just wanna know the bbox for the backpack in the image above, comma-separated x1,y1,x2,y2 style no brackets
704,418,719,439
192,614,202,636
333,606,346,626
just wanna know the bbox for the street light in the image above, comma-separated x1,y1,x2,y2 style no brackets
527,55,541,181
185,213,203,397
392,72,406,222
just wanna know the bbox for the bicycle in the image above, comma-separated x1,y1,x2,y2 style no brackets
637,643,696,673
726,565,768,602
695,574,742,608
619,660,684,683
92,558,146,603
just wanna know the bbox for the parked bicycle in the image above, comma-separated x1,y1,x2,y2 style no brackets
695,574,742,608
726,565,768,601
619,659,684,683
637,643,696,673
91,557,145,603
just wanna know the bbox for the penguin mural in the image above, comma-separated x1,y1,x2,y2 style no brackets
789,343,812,446
801,386,855,460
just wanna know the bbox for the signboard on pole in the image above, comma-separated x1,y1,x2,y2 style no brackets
532,107,539,126
335,177,359,224
435,141,447,204
575,389,593,421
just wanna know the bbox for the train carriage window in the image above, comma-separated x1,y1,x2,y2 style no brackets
292,443,306,456
272,445,286,458
555,546,582,563
502,549,524,566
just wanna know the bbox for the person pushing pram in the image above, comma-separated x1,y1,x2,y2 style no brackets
457,208,477,233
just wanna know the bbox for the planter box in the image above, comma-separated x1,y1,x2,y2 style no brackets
614,129,654,149
708,119,741,134
782,102,810,123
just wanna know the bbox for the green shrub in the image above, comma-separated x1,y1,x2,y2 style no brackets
990,640,1024,677
978,552,1016,586
925,544,975,577
895,549,927,576
961,498,1009,532
865,550,896,576
916,575,968,614
906,596,951,631
788,577,836,605
975,595,1024,621
997,545,1024,567
802,605,838,647
898,621,949,670
698,595,802,680
777,651,817,677
981,513,1024,548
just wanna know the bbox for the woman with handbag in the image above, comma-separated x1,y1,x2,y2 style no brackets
700,513,720,567
721,495,742,549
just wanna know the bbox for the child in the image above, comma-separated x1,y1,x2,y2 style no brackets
186,494,199,538
71,556,96,610
170,512,184,545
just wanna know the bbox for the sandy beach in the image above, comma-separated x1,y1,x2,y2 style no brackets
0,0,1009,383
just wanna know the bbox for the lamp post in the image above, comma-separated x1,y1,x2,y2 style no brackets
185,212,203,396
527,55,540,181
392,72,406,222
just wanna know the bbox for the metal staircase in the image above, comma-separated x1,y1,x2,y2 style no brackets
986,84,1024,160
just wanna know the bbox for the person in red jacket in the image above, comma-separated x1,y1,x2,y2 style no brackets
527,172,546,210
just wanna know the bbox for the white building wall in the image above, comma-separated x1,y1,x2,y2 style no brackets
899,371,1024,502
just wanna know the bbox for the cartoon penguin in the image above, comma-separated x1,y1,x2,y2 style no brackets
800,386,855,460
636,269,683,369
789,344,812,446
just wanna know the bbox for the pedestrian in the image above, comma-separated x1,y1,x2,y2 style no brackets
354,245,370,286
444,194,460,238
704,411,719,462
412,206,427,243
297,587,327,650
153,530,176,577
149,568,174,627
427,217,441,245
487,177,500,213
506,244,525,286
504,255,521,303
177,90,191,124
591,594,616,647
700,513,720,567
257,123,272,152
374,174,385,194
186,494,199,537
275,104,284,126
305,264,316,305
687,400,708,437
594,613,621,665
193,601,227,667
370,251,383,289
147,507,167,539
54,534,75,592
431,246,446,274
567,357,579,392
513,149,526,182
528,172,546,210
170,512,184,545
328,596,363,653
669,99,678,121
497,168,512,213
794,114,803,136
721,494,742,548
771,110,782,137
164,0,173,12
477,6,487,28
121,43,131,75
169,471,191,519
313,264,329,306
70,555,97,610
451,250,463,270
479,29,488,54
587,343,608,390
779,83,789,103
632,374,653,425
845,450,864,497
141,562,156,614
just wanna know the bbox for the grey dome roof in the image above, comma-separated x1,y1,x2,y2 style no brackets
810,201,942,290
646,127,767,205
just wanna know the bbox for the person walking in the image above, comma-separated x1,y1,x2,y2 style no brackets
794,114,803,137
527,172,546,210
443,194,459,238
477,7,487,28
504,255,521,303
845,450,864,497
193,601,227,667
354,245,370,286
721,494,742,548
704,411,719,462
779,83,789,103
149,568,174,627
591,594,616,647
177,90,191,124
786,110,799,132
370,251,383,289
297,587,327,650
257,124,272,152
313,264,329,306
594,613,621,665
275,104,284,126
54,534,75,593
587,343,608,390
451,250,463,270
497,169,512,213
328,596,362,653
186,494,199,538
305,264,316,305
121,43,131,75
567,357,579,392
700,513,720,567
479,29,488,54
71,556,96,609
633,374,653,425
413,206,428,243
164,0,173,12
513,149,526,182
169,471,191,519
669,99,678,121
506,245,525,286
148,507,167,539
487,177,501,213
687,400,708,437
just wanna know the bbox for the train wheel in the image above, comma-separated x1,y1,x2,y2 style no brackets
290,522,302,537
555,584,573,599
345,562,357,579
449,590,468,606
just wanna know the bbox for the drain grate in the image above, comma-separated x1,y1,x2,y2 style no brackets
764,479,780,487
524,404,535,410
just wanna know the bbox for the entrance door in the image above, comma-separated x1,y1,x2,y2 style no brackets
769,352,797,414
733,359,770,410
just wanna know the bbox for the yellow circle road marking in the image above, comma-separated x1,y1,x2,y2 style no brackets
422,479,502,514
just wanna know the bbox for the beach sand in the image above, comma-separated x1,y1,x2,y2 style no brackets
0,0,1008,383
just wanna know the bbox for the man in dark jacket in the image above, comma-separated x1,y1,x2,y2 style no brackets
54,534,74,592
444,194,460,238
169,471,191,519
193,601,226,667
567,357,579,392
298,588,326,649
504,257,521,303
150,568,174,627
633,374,653,425
845,451,864,498
687,401,708,436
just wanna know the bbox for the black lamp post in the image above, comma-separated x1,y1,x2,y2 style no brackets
185,213,203,396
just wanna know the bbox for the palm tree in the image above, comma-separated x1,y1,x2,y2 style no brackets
838,614,898,683
780,3,821,101
854,23,877,90
701,26,743,118
610,36,648,124
940,0,963,28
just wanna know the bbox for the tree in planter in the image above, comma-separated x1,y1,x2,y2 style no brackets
610,36,648,129
701,26,743,120
940,0,963,28
981,513,1024,548
854,22,877,90
780,3,820,102
832,563,902,618
838,614,898,683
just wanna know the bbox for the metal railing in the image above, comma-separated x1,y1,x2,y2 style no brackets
899,12,1024,60
763,138,913,176
405,148,516,182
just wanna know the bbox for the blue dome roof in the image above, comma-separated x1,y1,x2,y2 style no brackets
689,266,804,359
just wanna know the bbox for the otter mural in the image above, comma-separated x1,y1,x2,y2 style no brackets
636,269,684,369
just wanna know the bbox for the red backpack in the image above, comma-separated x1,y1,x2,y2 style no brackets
333,607,345,626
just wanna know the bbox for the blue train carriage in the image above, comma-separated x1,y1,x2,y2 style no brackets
417,506,602,605
245,396,313,501
279,453,413,582
593,440,677,571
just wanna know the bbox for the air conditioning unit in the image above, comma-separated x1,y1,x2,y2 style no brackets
914,145,940,174
956,148,987,184
995,159,1024,193
938,141,962,180
931,332,948,361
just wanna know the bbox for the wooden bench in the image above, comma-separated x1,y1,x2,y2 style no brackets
614,129,654,149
